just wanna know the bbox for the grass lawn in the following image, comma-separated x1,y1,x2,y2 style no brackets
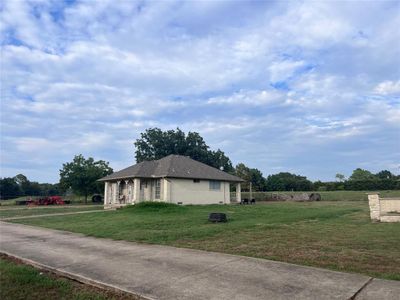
240,190,400,202
0,205,104,219
0,255,139,300
10,201,400,280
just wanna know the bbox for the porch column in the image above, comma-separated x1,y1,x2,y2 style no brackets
236,183,241,203
163,179,170,202
125,180,130,203
104,182,109,205
133,178,140,203
116,181,121,203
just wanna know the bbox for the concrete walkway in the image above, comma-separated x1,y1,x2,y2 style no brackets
0,204,103,211
1,209,108,221
0,222,399,300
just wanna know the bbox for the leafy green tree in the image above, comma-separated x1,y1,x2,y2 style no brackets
335,173,346,182
59,155,113,203
375,170,394,179
13,174,42,196
349,168,376,181
134,128,233,172
266,172,313,191
235,163,267,191
0,177,22,199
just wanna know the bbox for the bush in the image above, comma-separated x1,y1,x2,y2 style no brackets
123,201,185,212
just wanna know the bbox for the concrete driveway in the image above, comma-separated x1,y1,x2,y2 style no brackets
0,222,399,300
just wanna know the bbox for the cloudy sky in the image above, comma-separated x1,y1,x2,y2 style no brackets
1,0,399,183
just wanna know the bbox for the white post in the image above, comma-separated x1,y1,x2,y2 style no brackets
133,178,140,203
163,179,170,202
104,182,109,205
236,183,241,203
249,182,252,202
116,181,121,203
124,180,131,203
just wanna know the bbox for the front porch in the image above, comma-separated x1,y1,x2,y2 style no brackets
104,178,164,208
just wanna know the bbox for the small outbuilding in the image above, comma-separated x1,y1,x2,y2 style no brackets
98,155,244,208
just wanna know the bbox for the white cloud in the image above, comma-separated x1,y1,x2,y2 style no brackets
374,80,400,96
1,0,399,182
268,60,305,82
207,90,284,106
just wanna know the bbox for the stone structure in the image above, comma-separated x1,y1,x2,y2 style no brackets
269,193,321,202
368,193,400,222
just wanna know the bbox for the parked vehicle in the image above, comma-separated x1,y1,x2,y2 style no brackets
25,196,65,206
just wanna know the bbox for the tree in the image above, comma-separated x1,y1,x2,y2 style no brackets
375,170,394,180
335,173,346,182
134,128,233,172
265,172,313,191
235,163,267,191
349,168,375,181
13,174,41,196
0,177,22,199
59,155,113,203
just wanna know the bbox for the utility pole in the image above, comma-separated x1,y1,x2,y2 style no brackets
249,181,252,202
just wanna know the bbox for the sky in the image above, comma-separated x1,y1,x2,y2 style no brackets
1,0,399,183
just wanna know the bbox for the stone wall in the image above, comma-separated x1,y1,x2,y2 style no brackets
368,193,400,222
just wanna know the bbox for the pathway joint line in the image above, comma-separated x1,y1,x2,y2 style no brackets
350,277,374,300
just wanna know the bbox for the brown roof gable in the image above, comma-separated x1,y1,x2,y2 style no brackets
98,155,244,182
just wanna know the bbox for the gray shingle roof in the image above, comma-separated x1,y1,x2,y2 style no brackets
98,155,244,182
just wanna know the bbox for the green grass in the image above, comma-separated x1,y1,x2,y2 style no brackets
11,201,400,280
0,206,103,219
240,190,400,201
0,256,139,300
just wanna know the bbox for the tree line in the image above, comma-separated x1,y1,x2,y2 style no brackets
238,168,400,192
0,155,112,201
0,174,60,200
134,128,400,192
1,128,399,200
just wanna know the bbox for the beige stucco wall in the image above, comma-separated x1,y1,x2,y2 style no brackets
168,178,230,205
104,177,236,206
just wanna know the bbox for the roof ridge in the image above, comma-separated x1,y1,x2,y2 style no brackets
98,155,244,182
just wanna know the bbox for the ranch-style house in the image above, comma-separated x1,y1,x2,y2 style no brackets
98,154,244,207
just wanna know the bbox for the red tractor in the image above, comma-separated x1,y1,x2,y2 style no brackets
27,196,65,206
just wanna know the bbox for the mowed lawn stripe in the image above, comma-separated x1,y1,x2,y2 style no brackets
0,205,104,219
9,201,400,280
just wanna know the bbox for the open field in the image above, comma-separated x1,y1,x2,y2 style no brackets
10,201,400,280
0,205,103,219
239,190,400,202
0,255,139,300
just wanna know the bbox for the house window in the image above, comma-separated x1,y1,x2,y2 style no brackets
155,179,161,199
193,179,200,183
209,180,221,191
